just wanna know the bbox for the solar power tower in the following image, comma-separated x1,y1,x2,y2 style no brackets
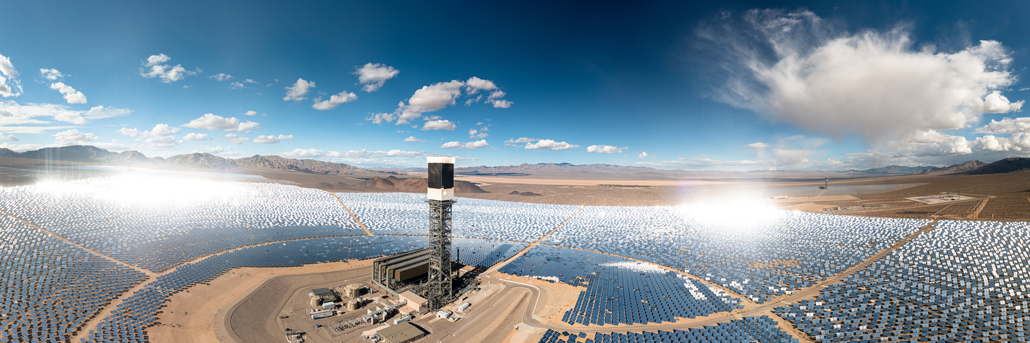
426,156,455,311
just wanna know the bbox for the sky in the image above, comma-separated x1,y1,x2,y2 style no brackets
1,1,1029,170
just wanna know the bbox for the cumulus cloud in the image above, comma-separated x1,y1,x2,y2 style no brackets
355,63,399,92
1,133,16,141
181,113,260,132
0,53,23,97
488,99,512,108
283,78,315,101
503,137,538,146
224,133,249,144
39,68,63,81
698,9,1024,142
0,101,130,126
403,136,423,142
524,139,579,151
230,82,246,89
49,82,87,104
440,139,489,150
137,124,181,149
183,133,210,141
975,117,1030,134
384,77,511,125
282,148,324,157
243,110,257,116
638,151,649,158
117,127,139,137
312,91,358,110
469,128,488,139
209,73,233,81
53,129,97,146
465,77,498,94
253,134,293,144
422,119,456,131
366,112,397,125
140,53,197,83
586,145,626,154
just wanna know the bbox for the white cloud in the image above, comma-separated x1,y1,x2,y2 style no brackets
465,77,498,94
488,99,512,108
366,112,397,125
355,63,399,92
243,110,257,116
225,133,249,144
972,133,1030,152
586,145,626,154
312,91,358,110
422,119,456,131
140,53,197,83
0,53,23,97
53,129,96,146
746,142,770,149
39,68,63,81
49,82,87,104
181,113,260,132
209,73,233,81
488,90,505,99
283,78,315,101
0,101,130,126
503,137,538,146
1,133,17,141
230,81,246,89
983,91,1024,113
282,148,324,157
183,132,210,141
469,128,488,139
525,139,579,151
638,151,649,158
404,136,423,142
253,134,293,144
117,127,139,137
137,124,180,149
975,117,1030,134
440,139,489,150
699,9,1024,142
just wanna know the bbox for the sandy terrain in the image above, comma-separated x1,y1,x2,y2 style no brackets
150,259,372,343
496,274,585,326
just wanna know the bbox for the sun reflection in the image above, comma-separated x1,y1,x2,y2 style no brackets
680,196,784,231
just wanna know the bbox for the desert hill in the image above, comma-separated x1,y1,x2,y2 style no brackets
849,165,934,174
911,160,988,175
965,158,1030,175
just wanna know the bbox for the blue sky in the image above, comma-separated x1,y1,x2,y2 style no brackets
1,1,1029,170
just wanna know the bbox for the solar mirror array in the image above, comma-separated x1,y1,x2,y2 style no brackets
774,220,1030,342
536,316,798,343
0,214,147,343
544,206,928,303
500,245,742,325
0,177,364,272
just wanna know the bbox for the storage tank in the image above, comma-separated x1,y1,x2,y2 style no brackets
345,284,362,298
310,297,320,308
347,299,360,311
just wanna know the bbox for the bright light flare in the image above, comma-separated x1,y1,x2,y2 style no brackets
680,197,784,232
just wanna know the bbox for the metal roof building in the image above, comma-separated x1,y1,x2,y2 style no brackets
377,322,426,343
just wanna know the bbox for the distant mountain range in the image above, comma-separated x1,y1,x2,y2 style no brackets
0,145,379,175
850,165,936,174
5,145,1030,177
910,160,988,175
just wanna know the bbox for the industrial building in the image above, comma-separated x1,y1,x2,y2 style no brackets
372,248,431,292
375,322,426,343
